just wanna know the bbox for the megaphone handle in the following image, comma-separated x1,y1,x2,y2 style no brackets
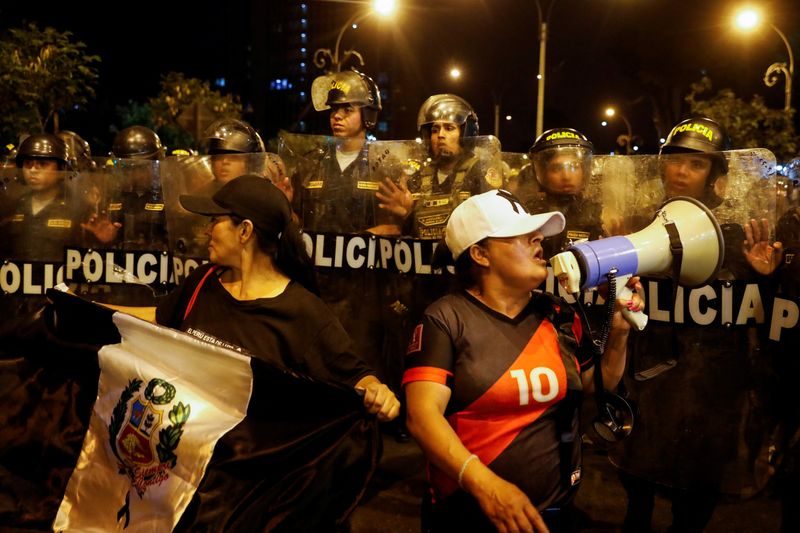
618,280,648,331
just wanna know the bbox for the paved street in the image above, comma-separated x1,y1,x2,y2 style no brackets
350,431,782,533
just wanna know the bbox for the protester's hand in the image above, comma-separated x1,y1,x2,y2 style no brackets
743,218,783,275
609,276,644,333
376,176,413,219
469,474,549,533
357,379,401,422
81,213,122,244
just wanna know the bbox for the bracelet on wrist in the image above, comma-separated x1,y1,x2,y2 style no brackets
457,453,479,489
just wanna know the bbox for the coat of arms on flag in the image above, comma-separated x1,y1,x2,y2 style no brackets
53,308,253,532
2,290,380,532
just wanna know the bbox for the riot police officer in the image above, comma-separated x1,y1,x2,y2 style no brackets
377,93,497,240
2,133,79,262
298,68,385,233
524,127,605,259
202,118,265,189
108,125,166,250
610,116,782,533
659,116,730,208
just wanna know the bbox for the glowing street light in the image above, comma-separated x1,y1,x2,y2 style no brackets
449,67,462,80
603,106,634,155
734,7,794,111
313,0,397,73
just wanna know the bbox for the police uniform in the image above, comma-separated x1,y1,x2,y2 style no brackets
4,192,82,263
406,151,493,241
770,207,800,533
298,141,383,233
608,128,778,532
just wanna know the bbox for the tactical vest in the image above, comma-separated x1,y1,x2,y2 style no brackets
300,144,379,233
412,155,478,240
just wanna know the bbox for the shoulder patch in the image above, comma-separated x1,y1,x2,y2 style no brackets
407,323,423,354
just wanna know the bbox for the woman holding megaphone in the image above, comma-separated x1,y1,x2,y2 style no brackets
402,189,641,533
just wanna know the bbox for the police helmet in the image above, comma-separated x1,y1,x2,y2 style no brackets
528,128,593,192
202,118,265,155
417,94,479,138
112,126,164,160
311,69,382,129
530,128,593,154
57,130,95,170
16,133,69,169
660,117,730,176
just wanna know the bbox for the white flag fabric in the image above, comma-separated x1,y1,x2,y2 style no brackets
53,312,253,532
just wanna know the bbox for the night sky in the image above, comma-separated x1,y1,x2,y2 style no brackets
2,0,799,155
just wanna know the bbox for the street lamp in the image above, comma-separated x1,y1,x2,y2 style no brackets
313,0,397,73
734,7,795,111
534,0,557,137
604,107,634,154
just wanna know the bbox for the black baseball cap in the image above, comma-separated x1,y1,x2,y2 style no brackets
179,174,290,235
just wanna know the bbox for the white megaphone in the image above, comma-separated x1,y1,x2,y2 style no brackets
550,196,724,330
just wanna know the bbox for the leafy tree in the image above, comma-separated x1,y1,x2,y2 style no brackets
0,23,100,141
686,77,799,162
147,72,243,150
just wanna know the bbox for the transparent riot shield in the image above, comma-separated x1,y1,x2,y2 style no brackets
601,149,782,497
592,149,778,234
0,165,82,324
279,131,393,234
501,152,532,199
53,158,175,305
368,135,503,240
160,152,286,284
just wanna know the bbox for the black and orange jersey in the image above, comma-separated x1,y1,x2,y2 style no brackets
403,291,593,509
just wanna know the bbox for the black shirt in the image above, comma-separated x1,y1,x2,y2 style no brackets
156,263,373,387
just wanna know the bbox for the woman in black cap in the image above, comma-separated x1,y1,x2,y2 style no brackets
110,173,399,417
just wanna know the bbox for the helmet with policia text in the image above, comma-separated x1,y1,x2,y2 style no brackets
417,93,479,139
112,126,164,160
203,118,265,155
528,128,593,193
660,117,730,177
57,130,95,171
311,69,382,129
16,133,69,169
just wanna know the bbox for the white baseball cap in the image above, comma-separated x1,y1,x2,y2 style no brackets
445,189,565,260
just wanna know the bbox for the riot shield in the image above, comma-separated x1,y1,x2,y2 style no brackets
601,149,783,497
64,158,174,304
279,131,392,233
501,152,532,199
0,165,85,328
160,152,286,283
368,135,503,240
591,149,778,234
